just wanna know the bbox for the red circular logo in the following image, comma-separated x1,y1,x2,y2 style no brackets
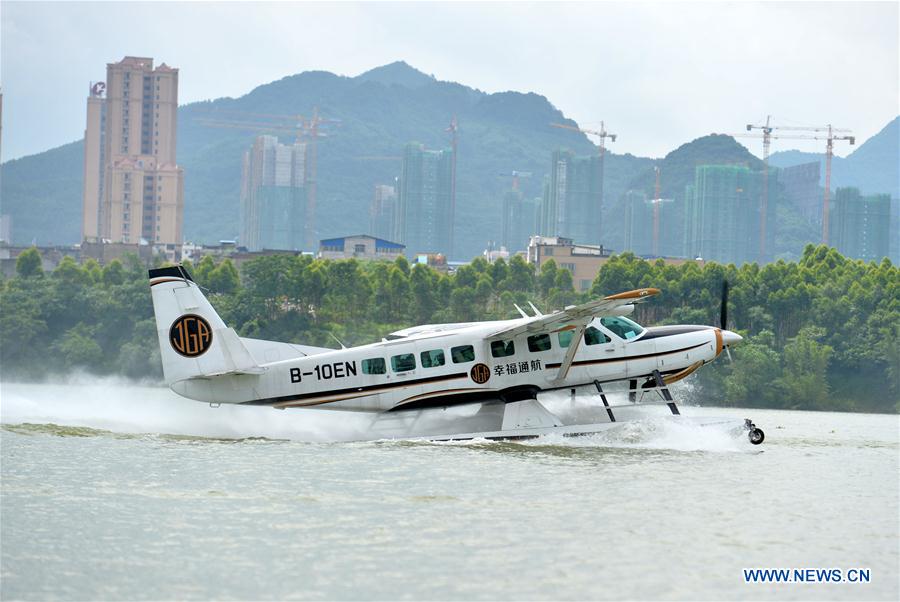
169,314,213,357
470,363,491,384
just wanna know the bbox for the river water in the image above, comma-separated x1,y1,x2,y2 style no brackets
1,379,898,601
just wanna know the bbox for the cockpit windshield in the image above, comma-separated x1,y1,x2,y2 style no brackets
600,316,645,340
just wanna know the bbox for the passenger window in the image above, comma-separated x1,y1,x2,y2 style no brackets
420,349,445,368
451,345,475,363
391,353,416,372
527,333,552,352
491,340,515,358
584,326,611,345
361,357,386,375
558,329,574,348
601,316,645,340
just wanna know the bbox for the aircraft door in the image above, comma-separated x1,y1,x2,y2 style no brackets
386,348,422,409
585,323,627,383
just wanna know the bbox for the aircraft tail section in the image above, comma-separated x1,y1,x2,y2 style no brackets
148,266,263,386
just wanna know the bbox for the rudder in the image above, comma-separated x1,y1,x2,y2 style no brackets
148,266,261,386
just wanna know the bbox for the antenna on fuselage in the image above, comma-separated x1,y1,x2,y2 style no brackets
328,332,347,349
528,301,544,316
513,304,529,318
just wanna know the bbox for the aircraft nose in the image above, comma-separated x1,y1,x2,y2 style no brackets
722,330,743,346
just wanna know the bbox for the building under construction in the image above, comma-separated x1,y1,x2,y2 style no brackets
623,191,684,258
395,142,454,257
370,183,398,243
829,187,891,262
240,135,307,251
540,150,603,246
684,165,773,265
501,191,540,253
780,162,822,226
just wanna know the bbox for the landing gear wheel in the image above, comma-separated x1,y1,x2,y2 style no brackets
748,427,765,445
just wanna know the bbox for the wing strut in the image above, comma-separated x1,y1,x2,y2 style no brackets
551,321,589,383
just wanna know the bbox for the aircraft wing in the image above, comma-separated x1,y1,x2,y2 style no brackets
487,288,660,384
486,288,661,341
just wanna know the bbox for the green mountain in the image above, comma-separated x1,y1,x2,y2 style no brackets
768,116,899,199
2,62,893,260
0,140,84,247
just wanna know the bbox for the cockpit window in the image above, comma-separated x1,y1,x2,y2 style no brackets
600,316,645,340
584,326,610,345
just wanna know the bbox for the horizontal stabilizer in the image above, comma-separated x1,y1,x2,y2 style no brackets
209,328,266,376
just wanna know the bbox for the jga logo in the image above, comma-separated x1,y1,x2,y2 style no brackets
169,314,212,357
470,363,491,384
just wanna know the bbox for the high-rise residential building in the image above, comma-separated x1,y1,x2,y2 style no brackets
624,191,683,257
539,150,603,246
370,183,397,242
240,135,307,251
684,165,771,265
829,187,891,262
395,143,454,256
501,190,540,253
82,57,183,248
780,162,821,225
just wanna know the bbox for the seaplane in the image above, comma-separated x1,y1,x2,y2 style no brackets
148,265,765,444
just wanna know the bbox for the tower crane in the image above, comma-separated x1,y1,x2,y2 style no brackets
550,121,617,155
498,170,532,192
195,107,340,249
744,116,774,262
735,119,854,252
446,116,459,258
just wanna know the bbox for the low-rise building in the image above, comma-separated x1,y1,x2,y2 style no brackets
318,235,405,261
0,244,81,278
80,240,155,265
527,236,612,292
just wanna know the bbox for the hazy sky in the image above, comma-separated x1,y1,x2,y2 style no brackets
2,1,897,162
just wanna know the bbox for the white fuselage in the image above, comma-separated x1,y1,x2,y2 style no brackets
171,318,727,412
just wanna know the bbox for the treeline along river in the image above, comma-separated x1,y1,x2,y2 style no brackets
1,244,897,413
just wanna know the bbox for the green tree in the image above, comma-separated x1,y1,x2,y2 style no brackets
410,263,437,323
194,255,217,290
778,326,834,410
53,324,103,370
15,247,43,278
207,259,240,295
538,259,558,297
102,260,125,287
724,331,781,406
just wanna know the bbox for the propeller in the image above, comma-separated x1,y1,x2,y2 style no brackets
720,280,729,330
720,280,733,362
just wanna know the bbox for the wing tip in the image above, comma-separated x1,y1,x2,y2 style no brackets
603,287,661,301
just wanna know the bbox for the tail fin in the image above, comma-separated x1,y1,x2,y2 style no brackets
148,266,263,386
